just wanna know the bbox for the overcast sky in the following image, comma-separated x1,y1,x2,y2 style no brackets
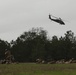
0,0,76,42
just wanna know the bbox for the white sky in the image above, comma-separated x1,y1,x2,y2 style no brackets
0,0,76,42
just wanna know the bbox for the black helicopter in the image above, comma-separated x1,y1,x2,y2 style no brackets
49,14,65,25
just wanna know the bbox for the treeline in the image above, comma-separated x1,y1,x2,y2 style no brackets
0,27,76,62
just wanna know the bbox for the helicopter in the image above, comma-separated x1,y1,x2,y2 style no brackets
49,14,65,25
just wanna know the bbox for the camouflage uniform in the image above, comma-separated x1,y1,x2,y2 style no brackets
5,49,12,63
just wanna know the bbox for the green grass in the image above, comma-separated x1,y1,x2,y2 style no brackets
0,63,76,75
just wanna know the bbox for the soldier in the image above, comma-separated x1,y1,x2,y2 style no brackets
5,49,12,64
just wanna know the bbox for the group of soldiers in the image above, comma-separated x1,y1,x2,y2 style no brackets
1,49,14,64
36,58,76,64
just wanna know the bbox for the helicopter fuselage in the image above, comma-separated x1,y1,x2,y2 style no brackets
51,19,65,25
49,15,65,25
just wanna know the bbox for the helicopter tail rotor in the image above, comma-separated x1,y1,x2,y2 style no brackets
49,14,52,20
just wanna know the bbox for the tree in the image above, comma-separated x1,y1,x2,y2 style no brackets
11,29,76,62
0,40,10,60
11,27,48,62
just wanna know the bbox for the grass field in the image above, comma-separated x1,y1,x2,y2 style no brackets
0,63,76,75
